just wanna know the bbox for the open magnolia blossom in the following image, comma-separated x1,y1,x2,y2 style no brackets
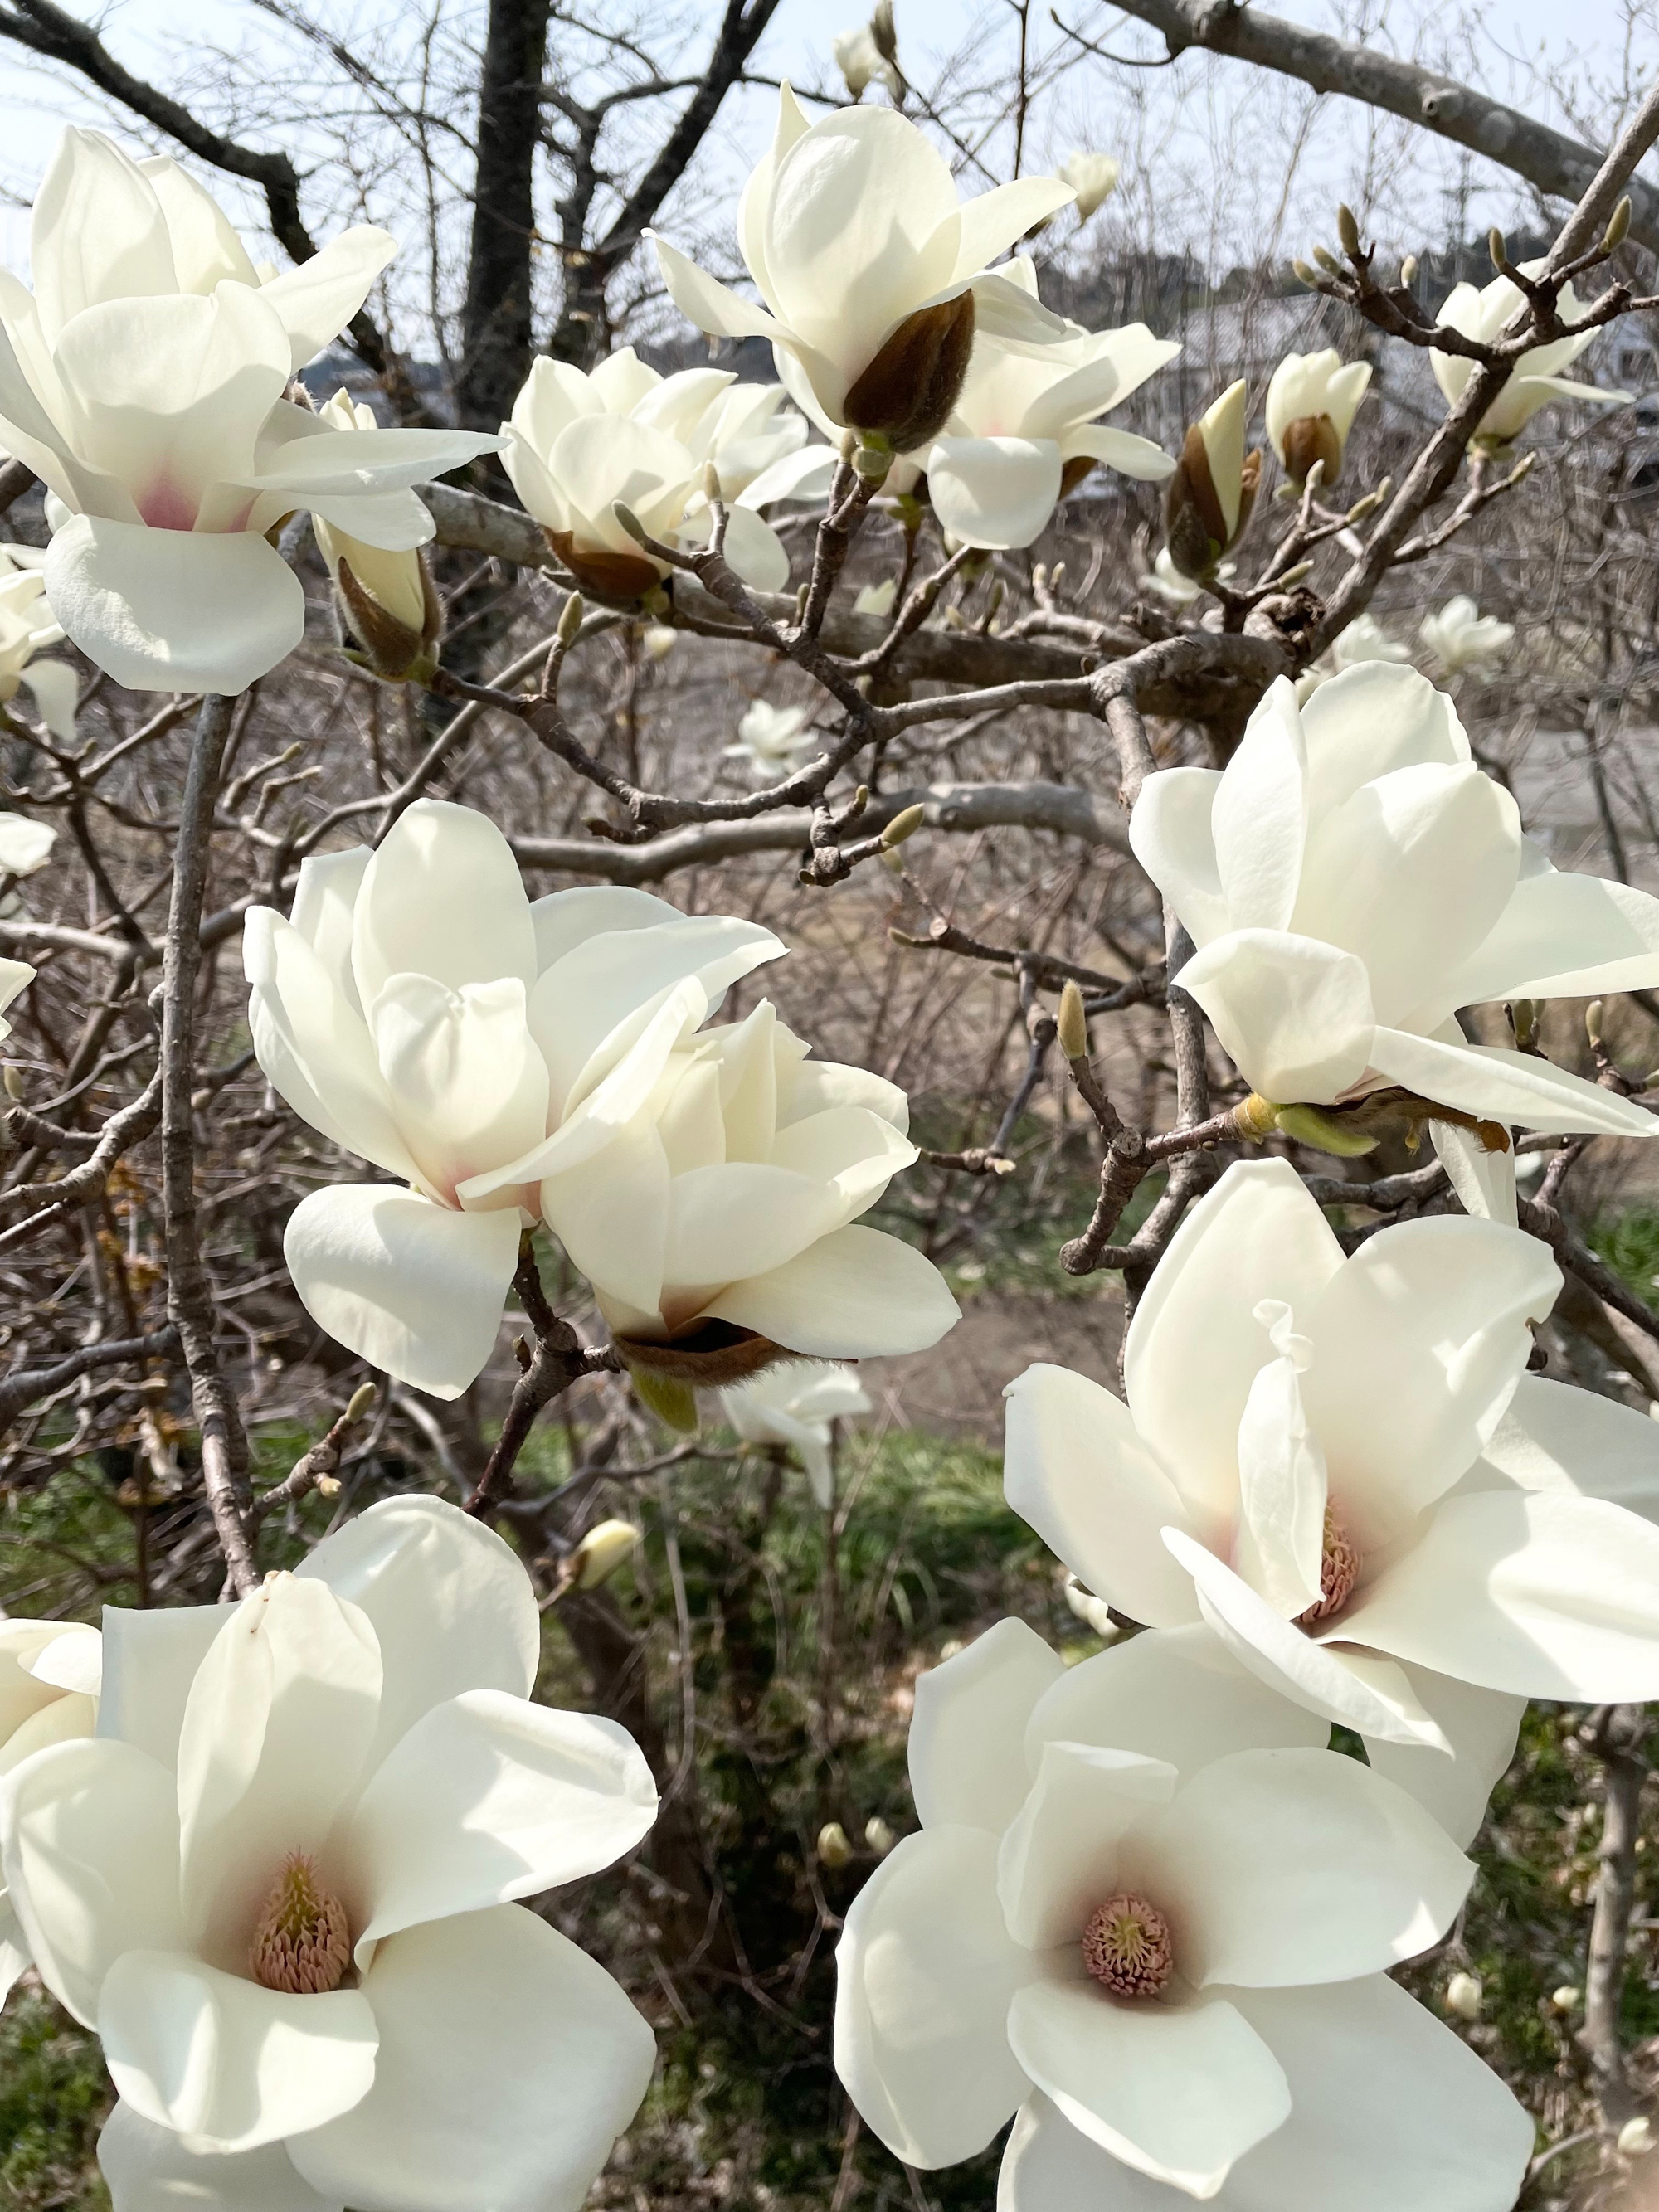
1058,151,1120,221
1420,594,1515,675
0,1618,100,2001
0,1495,658,2212
917,256,1176,550
835,1616,1530,2206
1005,1157,1659,1753
0,544,77,740
244,798,786,1398
1263,348,1370,488
1432,264,1632,446
511,995,961,1373
0,128,498,694
500,350,822,600
722,1359,873,1506
1165,380,1259,581
311,390,439,680
1292,611,1411,703
725,699,816,780
1131,662,1659,1153
649,88,1074,452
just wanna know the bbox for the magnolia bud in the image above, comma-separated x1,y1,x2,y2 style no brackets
1603,196,1632,252
817,1821,853,1869
558,591,586,644
1292,257,1320,287
1336,202,1360,255
1057,982,1089,1062
864,1816,896,1856
641,623,677,661
1550,1984,1581,2014
1165,382,1261,579
1587,999,1605,1048
1312,245,1341,275
880,803,927,850
1444,1971,1482,2021
843,292,975,453
2,1063,22,1100
345,1381,377,1427
1509,998,1539,1051
1487,226,1507,272
574,1517,641,1589
1618,2117,1654,2156
1276,559,1314,586
1400,253,1419,286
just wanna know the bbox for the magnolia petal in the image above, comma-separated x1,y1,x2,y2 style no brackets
649,231,787,343
0,1902,24,2010
925,435,1062,551
1211,680,1306,932
1148,1748,1471,1987
705,1223,960,1358
0,1738,185,2027
176,1576,381,1966
44,514,304,695
32,130,178,338
908,1617,1065,1835
98,2101,343,2212
1002,1363,1202,1629
258,227,397,368
1367,1027,1657,1138
1125,1159,1342,1534
997,1741,1177,1950
346,1690,657,1951
97,1607,226,1772
834,1826,1039,2168
527,884,684,973
366,973,549,1209
298,1495,540,1764
1233,1355,1326,1617
17,659,78,741
1361,1666,1525,1847
288,1908,656,2212
1433,1119,1516,1227
100,1949,377,2155
1446,867,1659,1006
951,175,1077,279
1006,1981,1290,2197
679,499,791,591
282,1184,522,1400
1332,1488,1659,1700
1128,768,1229,947
1299,663,1470,819
541,1103,670,1316
1165,1529,1448,1748
1486,1373,1659,1518
665,1162,844,1291
1180,930,1378,1106
352,799,538,1006
1059,424,1175,482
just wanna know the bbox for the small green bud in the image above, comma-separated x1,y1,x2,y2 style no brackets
880,802,927,850
817,1821,853,1869
612,501,648,545
1058,980,1089,1062
344,1381,378,1426
1603,197,1632,252
1277,559,1314,586
557,591,586,644
1336,202,1360,255
1487,226,1507,272
1292,257,1321,287
1312,245,1341,275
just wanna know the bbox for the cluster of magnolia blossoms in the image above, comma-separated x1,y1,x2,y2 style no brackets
244,798,958,1399
0,1496,660,2212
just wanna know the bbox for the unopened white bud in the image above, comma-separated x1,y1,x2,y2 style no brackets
575,1517,641,1589
1618,2116,1654,2156
1444,1971,1482,2020
1551,1984,1581,2014
864,1816,896,1856
817,1821,853,1869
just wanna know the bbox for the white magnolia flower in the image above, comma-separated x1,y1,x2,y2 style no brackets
0,810,55,879
922,257,1177,550
524,996,961,1365
0,129,497,694
0,545,76,740
1421,593,1515,674
500,351,817,601
1139,547,1233,606
0,1618,100,2002
722,1359,873,1505
311,390,435,675
1263,347,1370,487
1006,1156,1659,1753
649,88,1075,452
1,1495,659,2212
1058,151,1120,221
0,955,33,1043
1165,379,1260,579
832,23,900,100
1432,263,1632,445
1292,611,1411,703
725,698,816,780
836,1616,1530,2205
853,576,898,617
244,798,786,1398
1131,662,1659,1146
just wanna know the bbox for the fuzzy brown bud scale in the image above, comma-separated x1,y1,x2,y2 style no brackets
1164,427,1261,580
844,292,976,454
1082,1893,1175,1998
1281,413,1345,489
544,530,663,606
249,1851,352,1996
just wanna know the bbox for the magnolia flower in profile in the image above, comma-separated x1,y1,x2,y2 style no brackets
1139,546,1234,606
1421,593,1515,674
244,798,785,1396
836,1616,1530,2206
1293,610,1411,702
0,1496,659,2212
500,351,815,600
0,545,76,740
722,1359,873,1505
649,88,1074,453
312,390,440,681
1006,1157,1659,1756
0,129,499,693
1131,663,1659,1146
725,698,816,780
0,955,33,1043
1432,264,1632,446
921,256,1177,549
1164,380,1260,580
1058,151,1121,221
0,1618,100,2002
521,997,960,1378
1264,347,1371,487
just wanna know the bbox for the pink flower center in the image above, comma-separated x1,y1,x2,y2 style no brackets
249,1850,352,1995
136,480,202,532
1296,1504,1361,1626
1082,1892,1174,1998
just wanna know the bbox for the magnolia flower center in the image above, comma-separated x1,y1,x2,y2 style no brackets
1296,1504,1361,1626
1082,1893,1174,1999
249,1850,352,1995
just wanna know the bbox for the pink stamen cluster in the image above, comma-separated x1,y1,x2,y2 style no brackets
1296,1503,1361,1626
249,1850,353,1995
1082,1892,1175,1998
